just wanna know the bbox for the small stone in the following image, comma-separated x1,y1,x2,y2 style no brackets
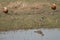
3,7,8,13
51,3,56,10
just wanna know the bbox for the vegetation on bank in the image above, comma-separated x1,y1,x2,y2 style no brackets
0,0,60,31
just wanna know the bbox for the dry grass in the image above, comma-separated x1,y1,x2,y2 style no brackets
0,0,60,31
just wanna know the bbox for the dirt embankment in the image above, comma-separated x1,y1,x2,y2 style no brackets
0,1,50,13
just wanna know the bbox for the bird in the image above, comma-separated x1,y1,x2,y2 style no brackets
34,30,44,36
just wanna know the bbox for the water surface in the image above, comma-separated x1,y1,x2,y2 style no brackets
0,28,60,40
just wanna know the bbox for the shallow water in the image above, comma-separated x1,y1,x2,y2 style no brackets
0,28,60,40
